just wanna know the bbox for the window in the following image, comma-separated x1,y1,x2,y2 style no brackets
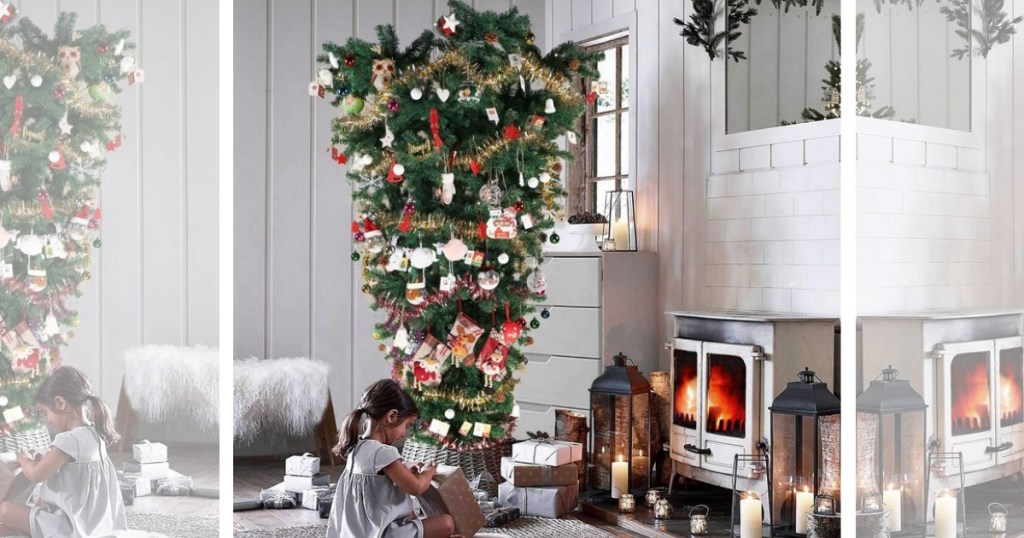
569,36,629,218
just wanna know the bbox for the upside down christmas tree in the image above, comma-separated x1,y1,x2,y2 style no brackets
315,1,599,453
0,8,140,440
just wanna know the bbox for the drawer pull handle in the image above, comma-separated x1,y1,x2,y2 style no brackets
986,442,1013,454
683,444,712,456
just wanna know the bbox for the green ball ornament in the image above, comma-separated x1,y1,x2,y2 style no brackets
530,318,540,329
342,94,365,115
549,232,560,244
372,330,383,340
93,239,102,248
88,82,112,102
351,251,361,261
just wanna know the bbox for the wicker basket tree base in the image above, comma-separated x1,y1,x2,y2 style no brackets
401,438,512,497
0,426,51,453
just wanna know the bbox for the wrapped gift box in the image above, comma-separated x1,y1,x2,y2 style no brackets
131,440,168,464
499,457,578,487
260,483,298,508
511,439,583,467
497,482,579,518
318,494,334,519
285,452,321,477
415,465,485,537
300,485,333,510
484,506,521,527
119,472,152,497
155,470,193,496
283,471,330,493
122,460,169,480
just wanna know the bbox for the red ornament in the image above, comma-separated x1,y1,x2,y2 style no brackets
344,55,356,68
106,133,124,152
386,162,405,183
477,221,487,240
98,41,109,53
331,147,347,164
388,98,399,113
398,201,414,233
512,201,524,212
430,108,443,150
38,189,54,220
9,95,23,136
502,124,520,141
0,3,14,24
501,319,521,344
587,92,598,104
469,160,481,175
438,16,454,37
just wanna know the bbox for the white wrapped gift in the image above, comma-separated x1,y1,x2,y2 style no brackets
285,452,321,477
122,460,170,480
131,440,168,464
511,439,583,467
283,471,330,493
300,485,333,510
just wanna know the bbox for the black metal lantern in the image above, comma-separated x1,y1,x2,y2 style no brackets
601,189,636,251
856,366,928,536
589,352,652,499
769,368,841,537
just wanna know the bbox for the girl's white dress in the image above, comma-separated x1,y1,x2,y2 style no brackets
327,438,424,538
30,425,128,538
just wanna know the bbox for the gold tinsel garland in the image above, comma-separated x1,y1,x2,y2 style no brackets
332,50,583,133
419,386,517,412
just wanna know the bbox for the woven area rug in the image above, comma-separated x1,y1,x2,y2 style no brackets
232,516,615,538
126,511,219,538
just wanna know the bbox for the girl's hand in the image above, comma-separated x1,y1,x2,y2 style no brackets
17,446,70,483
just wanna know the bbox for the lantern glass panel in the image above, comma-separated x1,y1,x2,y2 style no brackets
880,411,925,530
591,391,619,492
772,414,817,530
590,391,652,493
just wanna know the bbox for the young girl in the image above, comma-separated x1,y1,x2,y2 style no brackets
0,366,127,537
328,379,456,538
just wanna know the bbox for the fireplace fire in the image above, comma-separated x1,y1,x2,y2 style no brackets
950,352,991,436
706,354,747,438
1000,350,1023,427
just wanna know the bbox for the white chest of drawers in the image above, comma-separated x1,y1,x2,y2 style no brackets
512,251,659,438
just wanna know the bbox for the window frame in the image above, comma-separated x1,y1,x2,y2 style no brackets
560,13,636,218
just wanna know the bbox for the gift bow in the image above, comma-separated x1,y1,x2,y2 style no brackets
261,489,293,502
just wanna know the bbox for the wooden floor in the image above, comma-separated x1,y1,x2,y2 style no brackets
233,457,644,536
110,444,219,519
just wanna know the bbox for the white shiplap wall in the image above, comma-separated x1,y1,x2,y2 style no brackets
11,1,219,419
233,0,550,445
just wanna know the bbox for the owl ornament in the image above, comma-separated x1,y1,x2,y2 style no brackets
57,46,82,80
371,59,395,93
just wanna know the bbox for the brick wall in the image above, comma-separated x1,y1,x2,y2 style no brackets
705,136,841,314
857,135,992,312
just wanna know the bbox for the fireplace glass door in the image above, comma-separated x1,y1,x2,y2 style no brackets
701,342,761,474
937,340,997,473
672,339,703,467
996,336,1024,465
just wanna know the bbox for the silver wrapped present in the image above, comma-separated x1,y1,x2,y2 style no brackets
285,452,321,477
283,471,330,493
123,460,169,480
131,440,168,464
497,482,579,518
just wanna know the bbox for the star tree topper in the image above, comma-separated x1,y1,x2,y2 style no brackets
441,13,460,35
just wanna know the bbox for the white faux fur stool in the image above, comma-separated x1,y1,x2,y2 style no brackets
233,357,339,464
112,345,219,452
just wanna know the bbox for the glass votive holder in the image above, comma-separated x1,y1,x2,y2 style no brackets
689,504,709,535
645,488,662,508
989,503,1008,533
619,493,636,513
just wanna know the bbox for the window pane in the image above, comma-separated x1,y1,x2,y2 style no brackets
595,49,617,113
594,179,616,217
620,111,629,175
595,115,616,177
620,44,629,109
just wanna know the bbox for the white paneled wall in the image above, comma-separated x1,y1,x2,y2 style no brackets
11,1,219,415
234,0,547,445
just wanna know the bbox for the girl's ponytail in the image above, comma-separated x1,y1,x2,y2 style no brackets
333,407,366,460
88,394,120,446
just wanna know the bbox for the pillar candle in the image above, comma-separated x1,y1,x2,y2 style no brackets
795,489,814,534
883,486,902,532
740,493,761,538
611,457,628,499
612,219,628,249
935,493,957,538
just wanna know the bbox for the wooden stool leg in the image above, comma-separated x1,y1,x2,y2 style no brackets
313,391,340,466
112,380,139,453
